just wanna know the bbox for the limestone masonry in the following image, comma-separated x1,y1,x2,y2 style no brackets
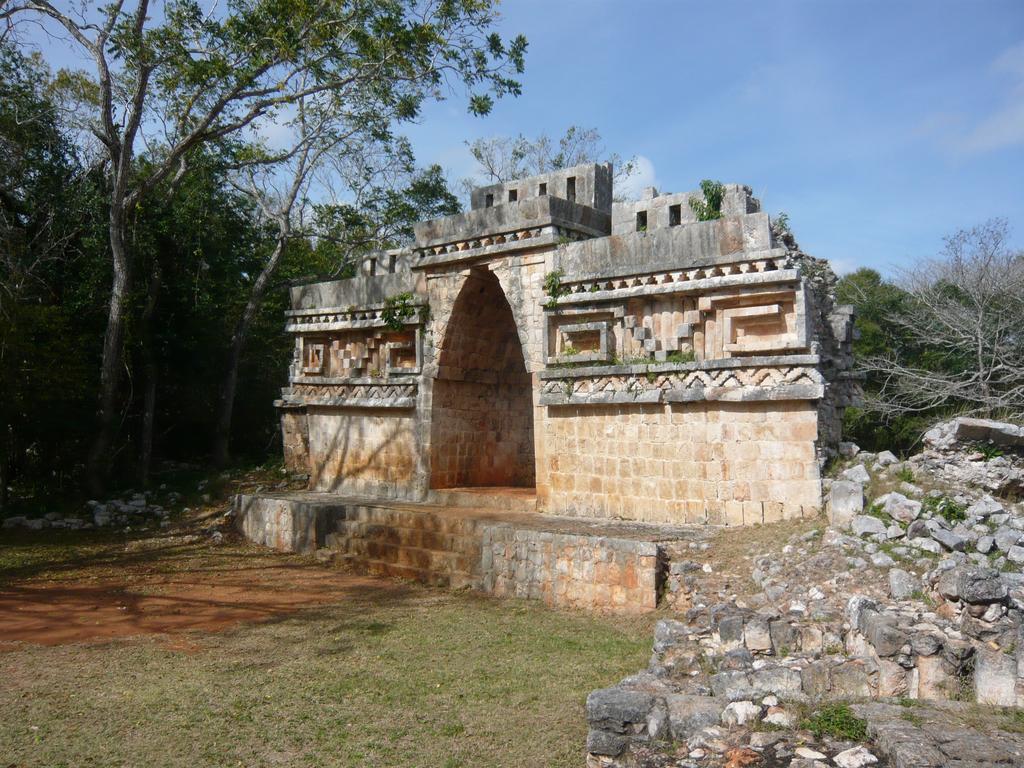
275,164,858,525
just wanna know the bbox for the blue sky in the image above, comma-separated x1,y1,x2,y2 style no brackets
405,0,1024,275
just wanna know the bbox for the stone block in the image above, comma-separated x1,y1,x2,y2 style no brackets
586,687,655,732
665,694,722,740
878,492,921,523
800,660,832,697
830,659,874,698
841,464,871,484
748,666,803,698
769,619,800,656
888,568,918,600
975,648,1017,706
852,515,887,537
957,568,1008,605
915,653,950,700
827,481,864,529
743,617,773,653
722,700,762,727
877,659,909,697
586,729,629,757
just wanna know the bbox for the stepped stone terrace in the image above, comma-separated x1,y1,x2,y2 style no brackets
237,163,859,611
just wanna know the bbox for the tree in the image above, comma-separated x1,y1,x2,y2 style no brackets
0,42,103,510
1,0,526,492
462,125,636,199
858,219,1024,421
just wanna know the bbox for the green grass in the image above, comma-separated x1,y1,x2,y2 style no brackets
799,703,868,741
0,535,652,768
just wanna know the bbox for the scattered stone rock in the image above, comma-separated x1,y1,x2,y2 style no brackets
876,450,899,467
878,492,922,523
721,700,761,727
833,746,878,768
852,515,887,538
888,568,918,600
931,527,967,552
841,464,871,485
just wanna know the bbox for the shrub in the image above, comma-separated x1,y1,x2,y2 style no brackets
799,704,867,740
923,494,966,524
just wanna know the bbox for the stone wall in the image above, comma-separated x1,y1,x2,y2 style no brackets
306,407,423,499
280,408,309,473
539,400,822,524
481,525,660,612
234,493,672,613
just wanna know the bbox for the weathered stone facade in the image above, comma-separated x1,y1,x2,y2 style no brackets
275,164,857,524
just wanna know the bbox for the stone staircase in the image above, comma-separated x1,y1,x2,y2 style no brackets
235,490,703,612
323,503,487,589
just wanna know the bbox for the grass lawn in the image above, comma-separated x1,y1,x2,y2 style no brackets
0,530,654,767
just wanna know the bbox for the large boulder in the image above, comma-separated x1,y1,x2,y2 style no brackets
923,417,1024,452
877,492,922,523
957,568,1008,605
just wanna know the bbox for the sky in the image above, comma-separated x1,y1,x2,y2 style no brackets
403,0,1024,275
17,0,1024,277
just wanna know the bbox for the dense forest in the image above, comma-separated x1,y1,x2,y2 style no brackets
0,0,526,513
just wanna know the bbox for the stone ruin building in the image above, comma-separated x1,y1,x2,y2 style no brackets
237,163,858,612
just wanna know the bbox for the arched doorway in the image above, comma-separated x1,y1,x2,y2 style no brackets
430,268,536,489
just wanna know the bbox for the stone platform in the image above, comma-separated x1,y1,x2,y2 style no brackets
234,490,706,613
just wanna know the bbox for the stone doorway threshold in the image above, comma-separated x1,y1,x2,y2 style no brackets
427,486,537,513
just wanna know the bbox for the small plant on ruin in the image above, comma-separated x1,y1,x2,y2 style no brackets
866,502,891,524
664,350,695,364
544,269,567,309
561,345,580,357
382,292,419,331
799,703,868,741
976,442,1004,460
895,465,915,483
922,494,966,524
773,211,791,234
689,179,725,221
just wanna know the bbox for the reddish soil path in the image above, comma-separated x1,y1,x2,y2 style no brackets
0,551,401,648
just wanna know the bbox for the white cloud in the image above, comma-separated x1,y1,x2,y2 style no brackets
829,256,860,276
617,155,659,201
994,40,1024,78
960,97,1024,153
925,39,1024,155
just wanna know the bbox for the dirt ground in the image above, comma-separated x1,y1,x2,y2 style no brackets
0,529,406,648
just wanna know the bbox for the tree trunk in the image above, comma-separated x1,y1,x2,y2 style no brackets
86,201,131,496
0,424,10,514
212,236,287,468
138,259,162,487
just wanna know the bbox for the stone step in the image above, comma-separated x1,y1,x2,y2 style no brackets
327,535,480,576
426,488,537,514
330,519,482,555
339,554,478,589
345,504,486,536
